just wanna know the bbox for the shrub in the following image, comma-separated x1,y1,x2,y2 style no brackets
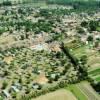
2,81,8,89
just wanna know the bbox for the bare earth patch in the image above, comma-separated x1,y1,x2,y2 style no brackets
0,35,15,45
35,73,48,84
3,56,13,64
32,89,77,100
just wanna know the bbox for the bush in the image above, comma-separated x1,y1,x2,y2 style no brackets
2,81,8,89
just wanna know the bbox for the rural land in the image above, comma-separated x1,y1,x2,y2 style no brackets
0,0,100,100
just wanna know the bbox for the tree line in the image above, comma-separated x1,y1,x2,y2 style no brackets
47,0,100,9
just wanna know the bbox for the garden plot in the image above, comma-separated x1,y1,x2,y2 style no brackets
87,51,100,69
67,40,100,67
71,44,100,65
66,41,100,82
88,68,100,82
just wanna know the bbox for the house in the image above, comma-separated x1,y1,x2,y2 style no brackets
50,74,56,79
10,86,19,92
14,83,22,90
2,90,10,98
30,43,49,51
47,72,60,80
32,83,41,90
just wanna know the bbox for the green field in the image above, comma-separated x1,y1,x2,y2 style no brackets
96,26,100,32
95,76,100,82
66,84,87,100
88,68,100,76
88,68,100,82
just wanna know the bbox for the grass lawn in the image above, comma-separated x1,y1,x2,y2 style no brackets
95,76,100,82
66,84,88,100
96,27,100,32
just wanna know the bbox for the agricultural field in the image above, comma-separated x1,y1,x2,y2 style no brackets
33,82,100,100
77,82,100,100
73,45,100,83
66,81,100,100
66,39,100,83
33,89,77,100
66,84,88,100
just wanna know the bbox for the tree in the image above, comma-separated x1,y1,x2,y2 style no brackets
87,35,93,42
89,21,98,31
80,55,87,65
2,81,8,89
3,1,12,6
77,27,85,34
25,88,31,94
3,70,9,76
81,21,88,27
19,76,22,84
94,41,99,48
12,92,17,99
